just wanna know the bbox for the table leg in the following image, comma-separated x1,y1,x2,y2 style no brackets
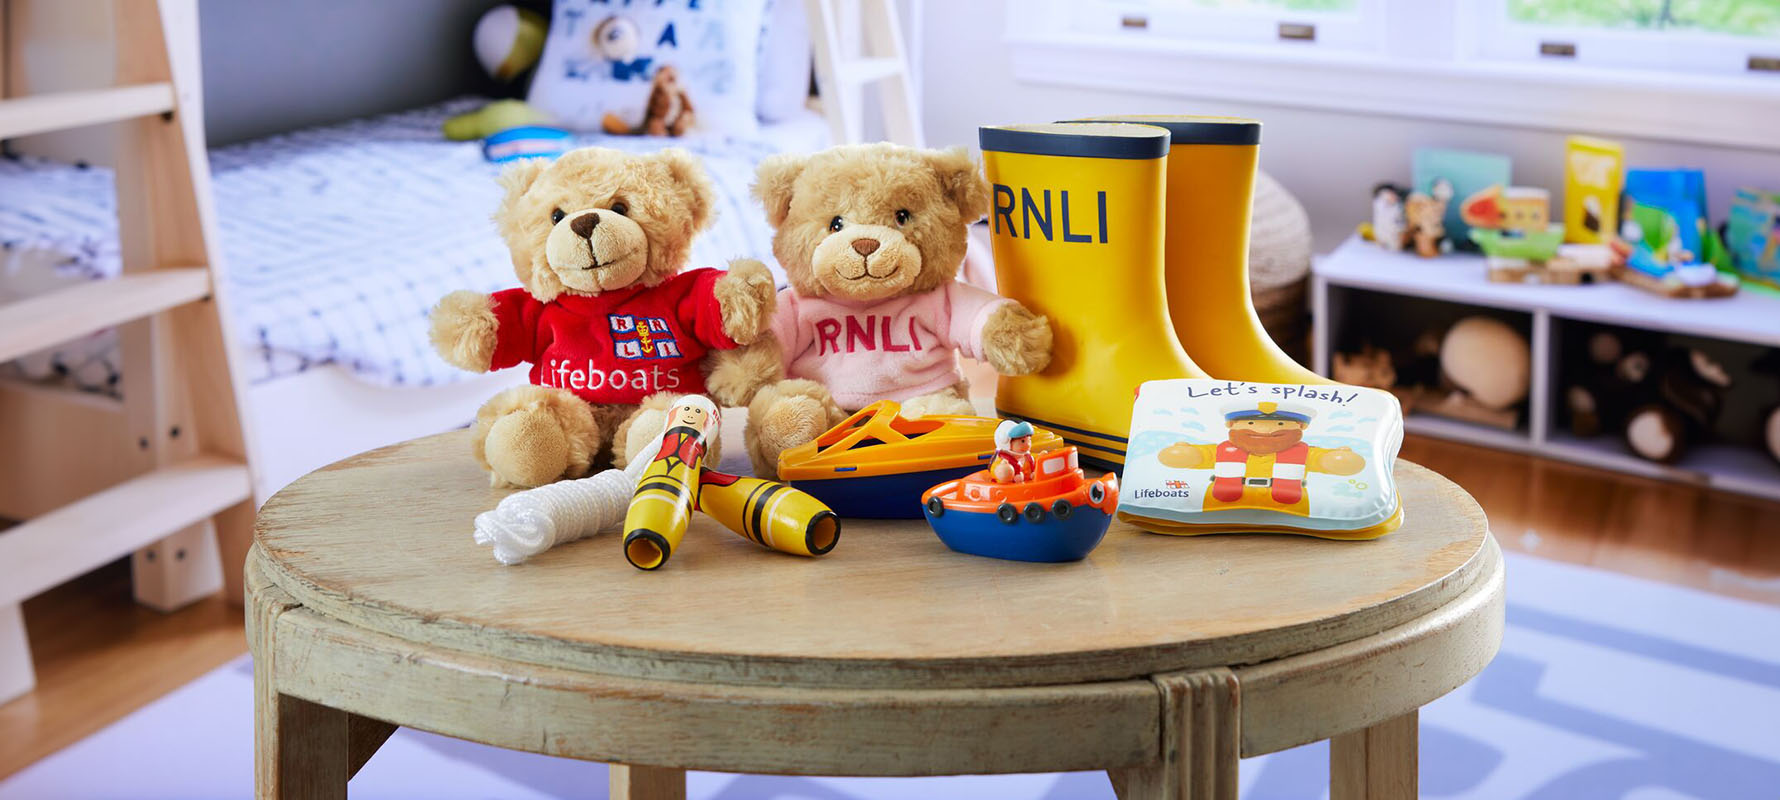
250,555,350,799
255,689,349,799
1330,710,1418,800
1107,669,1239,800
610,764,686,800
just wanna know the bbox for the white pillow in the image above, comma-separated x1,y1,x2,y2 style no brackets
529,0,767,137
756,0,812,123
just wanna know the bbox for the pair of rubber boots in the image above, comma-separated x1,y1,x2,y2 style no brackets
981,116,1328,468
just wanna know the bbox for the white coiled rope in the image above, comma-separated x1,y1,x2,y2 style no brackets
472,450,649,565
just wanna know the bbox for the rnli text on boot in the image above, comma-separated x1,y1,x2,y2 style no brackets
992,185,1108,244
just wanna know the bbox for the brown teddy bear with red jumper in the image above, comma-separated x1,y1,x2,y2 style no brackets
430,146,778,487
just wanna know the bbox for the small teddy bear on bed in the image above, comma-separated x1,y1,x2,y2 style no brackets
430,146,778,488
743,143,1053,479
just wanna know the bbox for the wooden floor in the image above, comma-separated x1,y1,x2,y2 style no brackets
1,434,1777,780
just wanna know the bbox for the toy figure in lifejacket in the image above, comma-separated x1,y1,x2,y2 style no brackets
650,399,717,473
991,419,1038,484
1156,401,1365,516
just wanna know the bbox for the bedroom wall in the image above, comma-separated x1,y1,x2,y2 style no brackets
198,0,491,145
3,0,489,161
915,2,1780,253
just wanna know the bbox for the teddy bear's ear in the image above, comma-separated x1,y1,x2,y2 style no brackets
655,147,717,233
924,147,991,223
496,158,549,210
752,152,808,229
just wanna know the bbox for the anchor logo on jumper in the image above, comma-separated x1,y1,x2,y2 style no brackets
609,314,682,360
991,184,1108,243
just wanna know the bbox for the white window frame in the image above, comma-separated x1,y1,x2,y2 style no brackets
1005,0,1780,151
1466,0,1780,75
1059,0,1388,52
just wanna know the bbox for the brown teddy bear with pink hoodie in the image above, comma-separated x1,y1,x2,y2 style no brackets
744,143,1054,478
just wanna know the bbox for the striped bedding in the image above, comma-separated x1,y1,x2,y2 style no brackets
0,98,792,391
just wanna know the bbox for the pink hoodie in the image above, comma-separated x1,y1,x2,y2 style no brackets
771,282,1012,409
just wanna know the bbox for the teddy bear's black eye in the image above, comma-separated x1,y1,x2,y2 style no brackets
611,201,629,216
550,208,565,224
895,209,911,226
829,216,844,233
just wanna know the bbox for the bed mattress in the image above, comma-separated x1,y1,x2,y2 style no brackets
0,98,823,390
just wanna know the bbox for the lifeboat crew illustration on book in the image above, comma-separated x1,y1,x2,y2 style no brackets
1156,401,1366,515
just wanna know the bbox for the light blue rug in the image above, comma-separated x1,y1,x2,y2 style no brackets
5,552,1775,799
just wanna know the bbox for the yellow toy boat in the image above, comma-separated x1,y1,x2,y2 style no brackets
777,400,1064,518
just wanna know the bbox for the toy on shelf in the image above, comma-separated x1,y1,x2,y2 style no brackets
1560,326,1735,465
991,419,1038,483
1359,180,1452,258
1725,187,1780,290
1120,380,1404,540
1406,179,1454,258
1624,349,1733,464
1610,168,1738,298
1413,147,1512,251
1361,183,1410,253
1331,344,1397,392
921,446,1118,563
778,400,1064,519
1563,136,1625,244
1429,316,1531,430
1461,185,1597,284
622,396,719,570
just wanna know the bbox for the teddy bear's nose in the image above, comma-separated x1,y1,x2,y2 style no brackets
851,238,880,256
570,213,600,238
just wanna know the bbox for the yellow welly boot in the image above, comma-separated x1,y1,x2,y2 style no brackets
980,123,1211,468
1076,116,1328,385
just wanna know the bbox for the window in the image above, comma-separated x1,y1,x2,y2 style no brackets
1005,0,1780,149
1067,0,1381,51
1050,0,1780,76
1472,0,1780,74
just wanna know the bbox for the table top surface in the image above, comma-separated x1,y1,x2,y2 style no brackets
253,431,1493,689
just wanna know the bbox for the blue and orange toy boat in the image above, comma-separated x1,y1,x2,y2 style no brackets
777,401,1064,518
920,447,1119,562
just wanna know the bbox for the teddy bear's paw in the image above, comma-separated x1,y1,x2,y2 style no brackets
900,390,976,419
430,290,498,372
474,386,602,487
715,259,778,345
982,303,1054,376
483,407,577,488
619,407,669,467
748,395,828,478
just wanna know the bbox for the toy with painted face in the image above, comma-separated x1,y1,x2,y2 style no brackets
991,419,1038,484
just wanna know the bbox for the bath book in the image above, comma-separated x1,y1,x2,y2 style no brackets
1119,379,1404,540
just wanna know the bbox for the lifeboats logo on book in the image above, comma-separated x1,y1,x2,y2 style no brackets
609,313,682,360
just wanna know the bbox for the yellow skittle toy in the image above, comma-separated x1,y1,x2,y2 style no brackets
622,396,719,570
1073,115,1328,386
981,122,1211,467
697,469,839,558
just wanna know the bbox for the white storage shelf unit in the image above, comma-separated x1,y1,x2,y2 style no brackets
1312,237,1780,502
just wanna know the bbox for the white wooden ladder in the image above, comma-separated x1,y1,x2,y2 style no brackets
804,0,924,146
0,0,256,704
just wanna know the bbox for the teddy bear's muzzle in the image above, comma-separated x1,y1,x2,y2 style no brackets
546,209,649,292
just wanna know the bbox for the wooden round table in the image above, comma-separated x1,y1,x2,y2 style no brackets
249,432,1502,800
